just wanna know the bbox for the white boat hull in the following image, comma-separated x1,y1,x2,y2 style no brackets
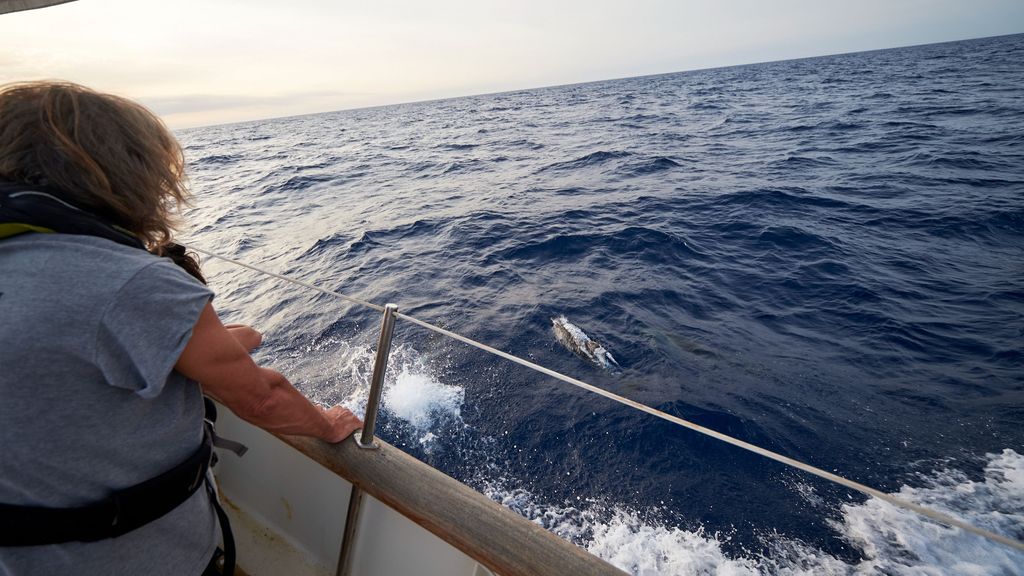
213,406,489,576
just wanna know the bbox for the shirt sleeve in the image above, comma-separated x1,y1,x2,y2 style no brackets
94,259,214,399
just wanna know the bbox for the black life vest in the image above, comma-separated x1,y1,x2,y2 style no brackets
0,180,144,248
0,180,239,574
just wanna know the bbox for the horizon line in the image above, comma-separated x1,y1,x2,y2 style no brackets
174,30,1022,132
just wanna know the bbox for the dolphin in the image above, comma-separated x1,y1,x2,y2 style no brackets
551,315,621,372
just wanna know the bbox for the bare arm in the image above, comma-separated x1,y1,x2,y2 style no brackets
224,323,262,352
176,302,361,443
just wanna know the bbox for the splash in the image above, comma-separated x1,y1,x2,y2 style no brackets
339,343,464,432
481,450,1024,576
383,362,464,430
833,448,1024,575
586,510,763,576
287,338,464,434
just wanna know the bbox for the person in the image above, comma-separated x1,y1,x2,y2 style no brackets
0,81,362,575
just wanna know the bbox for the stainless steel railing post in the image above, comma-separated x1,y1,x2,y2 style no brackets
357,303,398,450
337,303,398,576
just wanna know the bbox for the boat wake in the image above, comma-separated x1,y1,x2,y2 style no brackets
479,449,1024,576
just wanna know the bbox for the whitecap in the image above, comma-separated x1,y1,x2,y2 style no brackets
480,450,1024,576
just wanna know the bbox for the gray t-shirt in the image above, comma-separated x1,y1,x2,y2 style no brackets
0,233,217,575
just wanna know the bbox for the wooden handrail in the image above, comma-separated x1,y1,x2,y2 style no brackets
280,434,628,576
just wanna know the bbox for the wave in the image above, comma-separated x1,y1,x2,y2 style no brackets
624,157,684,176
770,155,839,169
193,153,239,166
538,150,632,172
754,225,837,252
441,159,487,175
269,173,338,194
434,143,480,151
298,219,447,260
712,187,869,213
492,226,705,265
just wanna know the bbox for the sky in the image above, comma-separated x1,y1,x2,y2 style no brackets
1,0,1022,128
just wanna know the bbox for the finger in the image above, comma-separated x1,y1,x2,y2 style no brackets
329,421,361,443
329,405,363,424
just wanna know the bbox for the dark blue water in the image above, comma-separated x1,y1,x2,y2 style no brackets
181,34,1024,574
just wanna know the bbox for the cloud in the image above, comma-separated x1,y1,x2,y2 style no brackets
142,93,308,116
4,0,1022,128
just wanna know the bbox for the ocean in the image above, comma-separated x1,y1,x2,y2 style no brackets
179,33,1024,575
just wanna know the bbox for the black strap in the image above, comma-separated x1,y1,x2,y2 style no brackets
0,428,212,546
208,485,236,576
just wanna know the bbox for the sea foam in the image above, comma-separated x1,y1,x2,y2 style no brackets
383,361,464,430
279,337,464,435
482,450,1024,576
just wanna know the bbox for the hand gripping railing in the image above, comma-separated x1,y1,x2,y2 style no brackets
185,244,1024,560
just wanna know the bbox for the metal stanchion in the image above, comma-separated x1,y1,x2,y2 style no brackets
336,303,398,576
